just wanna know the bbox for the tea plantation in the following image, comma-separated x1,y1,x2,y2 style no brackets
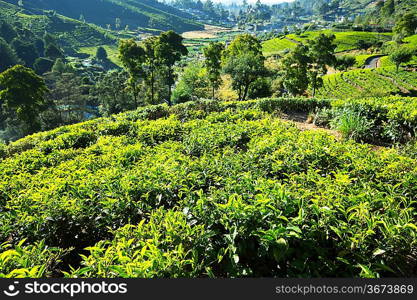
0,98,416,278
316,67,417,99
262,31,392,56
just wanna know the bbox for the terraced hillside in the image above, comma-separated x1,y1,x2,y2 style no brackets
316,67,417,98
3,0,203,33
0,98,416,278
383,34,417,66
0,0,116,51
262,31,392,56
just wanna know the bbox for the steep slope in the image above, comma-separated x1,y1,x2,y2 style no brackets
4,0,203,33
0,0,116,52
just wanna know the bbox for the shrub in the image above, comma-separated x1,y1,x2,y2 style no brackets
66,209,210,278
0,240,68,278
1,97,417,278
330,109,374,142
0,140,6,159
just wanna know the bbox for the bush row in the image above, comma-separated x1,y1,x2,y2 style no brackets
0,103,416,277
314,97,417,143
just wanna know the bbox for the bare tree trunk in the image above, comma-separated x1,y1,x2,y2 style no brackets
167,84,172,106
242,84,250,101
151,70,155,103
132,85,138,109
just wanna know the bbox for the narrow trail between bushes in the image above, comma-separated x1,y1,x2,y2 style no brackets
364,55,384,69
280,112,342,139
280,112,388,151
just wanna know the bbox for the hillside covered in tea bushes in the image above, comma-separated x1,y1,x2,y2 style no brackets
1,98,416,278
2,0,202,33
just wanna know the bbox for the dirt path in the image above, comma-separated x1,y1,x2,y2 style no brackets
280,112,342,139
280,112,389,151
364,55,385,69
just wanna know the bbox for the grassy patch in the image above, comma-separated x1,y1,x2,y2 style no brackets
78,44,121,65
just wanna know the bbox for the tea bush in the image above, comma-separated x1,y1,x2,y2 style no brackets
0,141,6,160
0,240,68,278
1,97,416,278
315,97,417,143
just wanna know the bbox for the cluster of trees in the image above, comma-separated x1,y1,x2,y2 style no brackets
0,21,112,141
393,13,417,39
280,33,337,97
236,0,271,27
355,0,417,31
166,33,347,103
171,0,230,21
270,0,342,20
174,34,269,102
118,30,188,109
389,46,415,72
0,21,64,75
0,65,48,139
0,21,91,140
0,60,100,141
2,10,415,142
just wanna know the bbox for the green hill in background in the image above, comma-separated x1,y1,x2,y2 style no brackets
3,0,203,33
262,31,392,56
0,0,116,52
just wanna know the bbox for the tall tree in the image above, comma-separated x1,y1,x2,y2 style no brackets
0,22,17,43
381,0,395,17
43,72,92,125
34,39,45,57
172,62,210,103
10,38,39,67
280,44,310,96
280,34,336,97
394,13,417,37
0,38,21,72
142,36,159,104
307,33,336,97
0,65,48,135
389,46,414,72
96,46,108,61
45,44,64,60
118,39,146,108
115,18,121,30
93,70,134,116
223,34,267,101
154,31,188,105
203,42,225,99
